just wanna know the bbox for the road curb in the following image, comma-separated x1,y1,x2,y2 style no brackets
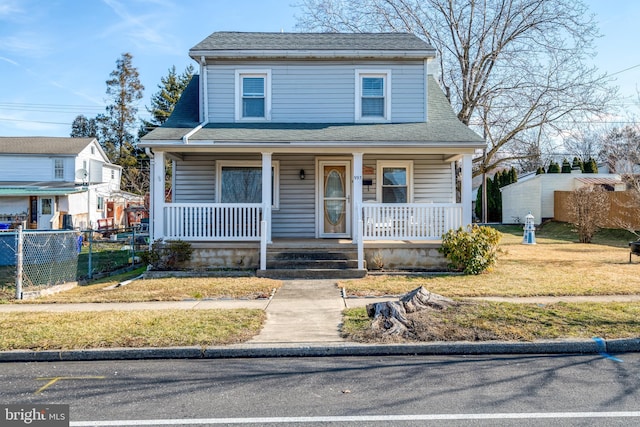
1,339,639,362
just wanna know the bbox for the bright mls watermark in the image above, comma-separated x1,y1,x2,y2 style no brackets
2,405,69,426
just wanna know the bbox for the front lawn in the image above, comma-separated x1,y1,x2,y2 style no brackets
339,224,640,297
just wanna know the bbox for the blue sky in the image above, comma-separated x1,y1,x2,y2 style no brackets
0,0,638,137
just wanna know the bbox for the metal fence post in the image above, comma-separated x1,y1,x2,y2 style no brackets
131,226,136,266
15,225,23,300
88,230,93,279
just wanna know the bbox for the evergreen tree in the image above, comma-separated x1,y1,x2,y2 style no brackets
70,115,97,138
536,166,545,175
583,157,598,173
547,161,561,173
509,167,518,183
572,156,584,172
97,53,144,163
140,64,195,136
561,158,572,173
96,53,145,193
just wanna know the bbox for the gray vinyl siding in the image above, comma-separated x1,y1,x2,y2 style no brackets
272,154,316,238
205,61,425,123
173,154,453,237
362,155,454,203
208,68,235,122
173,155,216,202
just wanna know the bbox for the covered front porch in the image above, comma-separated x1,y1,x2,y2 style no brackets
148,149,474,274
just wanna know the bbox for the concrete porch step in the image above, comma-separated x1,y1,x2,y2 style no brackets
269,251,356,261
256,268,367,279
268,259,360,270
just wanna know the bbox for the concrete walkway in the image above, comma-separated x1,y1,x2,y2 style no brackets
250,280,346,343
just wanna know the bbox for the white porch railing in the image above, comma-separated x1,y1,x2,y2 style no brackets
362,203,462,240
164,203,262,241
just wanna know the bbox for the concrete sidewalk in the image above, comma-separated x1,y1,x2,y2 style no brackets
1,280,640,361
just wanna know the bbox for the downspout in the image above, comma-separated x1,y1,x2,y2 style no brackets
183,56,209,144
145,147,155,241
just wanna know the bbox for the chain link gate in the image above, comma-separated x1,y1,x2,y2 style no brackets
14,226,79,299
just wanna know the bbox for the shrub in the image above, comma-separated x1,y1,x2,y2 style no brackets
567,186,609,243
141,239,193,270
439,225,502,275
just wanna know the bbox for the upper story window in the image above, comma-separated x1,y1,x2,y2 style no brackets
356,70,391,122
235,70,271,121
54,158,64,180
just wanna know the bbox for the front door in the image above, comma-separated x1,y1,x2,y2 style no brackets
39,197,54,229
319,161,351,238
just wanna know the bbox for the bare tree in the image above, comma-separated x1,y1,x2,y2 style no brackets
296,0,616,176
601,125,640,236
567,185,609,243
562,128,606,164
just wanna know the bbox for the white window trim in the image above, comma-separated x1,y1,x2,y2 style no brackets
376,160,413,203
235,69,272,121
53,158,64,180
216,160,280,209
355,69,391,122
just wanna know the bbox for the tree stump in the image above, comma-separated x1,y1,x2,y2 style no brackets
366,286,456,336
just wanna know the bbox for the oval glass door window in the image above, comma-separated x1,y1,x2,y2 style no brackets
325,169,345,226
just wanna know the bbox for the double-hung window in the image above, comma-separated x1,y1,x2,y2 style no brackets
356,70,391,121
217,161,279,208
236,70,271,121
377,161,413,203
54,158,64,180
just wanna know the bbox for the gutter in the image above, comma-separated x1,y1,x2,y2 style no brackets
183,56,209,144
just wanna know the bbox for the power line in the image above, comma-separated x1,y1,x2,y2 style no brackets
0,117,72,126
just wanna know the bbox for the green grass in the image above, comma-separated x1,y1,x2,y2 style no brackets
493,222,637,247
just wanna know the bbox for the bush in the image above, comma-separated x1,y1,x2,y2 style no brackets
439,225,502,275
567,186,609,243
141,239,193,270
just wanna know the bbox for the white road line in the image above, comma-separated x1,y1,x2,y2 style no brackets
70,411,640,426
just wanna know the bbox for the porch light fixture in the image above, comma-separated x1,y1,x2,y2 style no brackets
299,169,305,180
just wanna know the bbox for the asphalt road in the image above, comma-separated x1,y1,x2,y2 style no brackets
2,354,640,426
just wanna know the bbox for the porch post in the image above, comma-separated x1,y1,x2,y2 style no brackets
461,153,473,226
261,152,272,243
352,152,363,238
352,152,364,269
151,150,165,241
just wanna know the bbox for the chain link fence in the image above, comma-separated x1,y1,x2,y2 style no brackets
78,227,149,281
16,228,79,298
0,231,17,299
0,226,149,300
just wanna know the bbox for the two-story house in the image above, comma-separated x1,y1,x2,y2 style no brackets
0,137,133,230
140,32,485,277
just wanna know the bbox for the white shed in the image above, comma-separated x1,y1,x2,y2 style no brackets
500,172,623,225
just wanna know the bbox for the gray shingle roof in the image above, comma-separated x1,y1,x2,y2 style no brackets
0,137,96,155
191,32,435,55
141,75,484,146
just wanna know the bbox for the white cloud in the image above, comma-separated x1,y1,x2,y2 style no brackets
0,0,22,18
100,0,181,54
0,33,51,58
0,56,19,66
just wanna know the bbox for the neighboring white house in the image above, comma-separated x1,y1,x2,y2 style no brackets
0,137,138,230
501,171,625,225
140,32,485,275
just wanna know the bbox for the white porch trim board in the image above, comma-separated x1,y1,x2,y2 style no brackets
261,152,272,243
461,154,472,226
151,150,165,241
